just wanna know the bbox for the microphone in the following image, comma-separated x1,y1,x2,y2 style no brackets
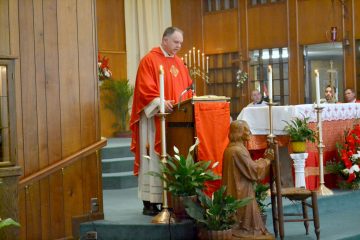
178,83,194,109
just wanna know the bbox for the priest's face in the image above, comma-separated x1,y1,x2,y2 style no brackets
325,87,334,101
162,31,183,56
345,89,356,102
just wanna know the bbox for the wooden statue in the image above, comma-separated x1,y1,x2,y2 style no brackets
222,120,274,239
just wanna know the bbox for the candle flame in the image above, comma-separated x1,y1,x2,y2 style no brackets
159,65,164,74
314,69,319,76
268,65,272,71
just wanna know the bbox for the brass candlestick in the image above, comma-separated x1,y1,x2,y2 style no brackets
314,105,333,196
151,112,177,224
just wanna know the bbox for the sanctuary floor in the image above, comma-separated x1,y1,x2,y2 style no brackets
101,188,360,240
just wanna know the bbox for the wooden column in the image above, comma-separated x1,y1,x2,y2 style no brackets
342,0,356,90
287,0,303,104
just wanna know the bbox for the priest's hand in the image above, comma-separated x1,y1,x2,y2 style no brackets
264,148,274,161
165,100,175,112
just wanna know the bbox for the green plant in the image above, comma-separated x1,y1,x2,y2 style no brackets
101,79,134,134
283,116,316,142
254,183,270,214
184,186,252,231
149,138,220,196
0,218,20,229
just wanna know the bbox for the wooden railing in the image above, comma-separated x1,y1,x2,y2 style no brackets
19,137,107,188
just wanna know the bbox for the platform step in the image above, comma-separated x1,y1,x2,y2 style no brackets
102,157,134,173
102,171,137,190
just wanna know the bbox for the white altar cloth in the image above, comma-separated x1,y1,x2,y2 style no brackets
237,103,360,135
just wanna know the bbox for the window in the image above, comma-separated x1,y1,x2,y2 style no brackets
249,48,289,105
249,0,285,6
0,60,15,166
205,0,238,12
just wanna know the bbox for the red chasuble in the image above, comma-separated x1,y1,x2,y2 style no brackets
130,47,193,176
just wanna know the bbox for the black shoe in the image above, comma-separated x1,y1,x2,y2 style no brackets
142,201,160,216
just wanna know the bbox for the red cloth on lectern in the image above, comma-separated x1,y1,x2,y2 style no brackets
130,47,193,176
194,102,230,196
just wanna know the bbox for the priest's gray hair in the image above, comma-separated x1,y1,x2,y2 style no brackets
162,27,184,39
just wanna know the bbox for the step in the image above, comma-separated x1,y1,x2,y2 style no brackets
102,171,138,190
101,138,132,159
102,157,134,173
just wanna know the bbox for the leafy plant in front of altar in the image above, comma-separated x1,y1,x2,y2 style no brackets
254,182,270,215
235,69,248,88
184,185,252,231
101,79,134,134
326,123,360,189
148,138,220,196
283,116,316,143
0,218,20,230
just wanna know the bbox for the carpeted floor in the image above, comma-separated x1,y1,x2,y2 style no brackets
81,188,360,239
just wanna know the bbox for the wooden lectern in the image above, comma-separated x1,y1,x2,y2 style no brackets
166,95,230,157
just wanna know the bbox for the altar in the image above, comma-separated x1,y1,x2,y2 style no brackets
237,103,360,190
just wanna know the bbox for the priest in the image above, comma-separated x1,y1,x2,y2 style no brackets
130,27,193,215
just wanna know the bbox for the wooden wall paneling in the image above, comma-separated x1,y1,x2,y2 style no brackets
57,0,83,236
96,0,126,52
247,2,287,50
342,0,356,90
204,10,238,54
43,0,65,237
0,0,10,55
25,184,42,239
77,0,100,214
18,188,26,240
171,0,204,96
238,0,250,110
298,0,343,45
287,0,302,104
33,0,51,238
355,0,360,39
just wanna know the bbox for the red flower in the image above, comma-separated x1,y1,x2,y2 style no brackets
347,173,356,183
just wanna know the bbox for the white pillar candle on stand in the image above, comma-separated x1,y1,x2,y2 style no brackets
184,54,188,66
268,65,273,101
193,47,196,66
159,65,165,113
315,69,320,106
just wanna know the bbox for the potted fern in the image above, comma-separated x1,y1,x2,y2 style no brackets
149,139,220,219
254,183,270,224
283,116,316,153
100,79,134,136
185,186,251,240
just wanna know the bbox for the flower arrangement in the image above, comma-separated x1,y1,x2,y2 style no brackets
235,69,248,88
98,53,112,81
326,123,360,189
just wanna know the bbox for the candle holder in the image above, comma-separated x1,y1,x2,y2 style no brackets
314,105,333,196
151,112,177,224
266,100,278,142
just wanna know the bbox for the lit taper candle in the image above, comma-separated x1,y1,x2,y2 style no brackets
268,65,273,101
315,69,320,106
159,65,165,113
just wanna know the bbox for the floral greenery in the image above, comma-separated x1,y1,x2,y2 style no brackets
0,218,20,229
98,54,112,81
101,79,134,134
184,186,252,231
149,138,220,196
235,69,248,88
326,123,360,189
283,116,316,142
254,183,270,214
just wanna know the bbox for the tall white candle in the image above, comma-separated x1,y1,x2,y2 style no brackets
184,54,188,66
268,65,273,101
202,53,205,71
189,50,191,67
206,56,209,73
193,47,196,67
159,65,165,113
315,69,320,106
